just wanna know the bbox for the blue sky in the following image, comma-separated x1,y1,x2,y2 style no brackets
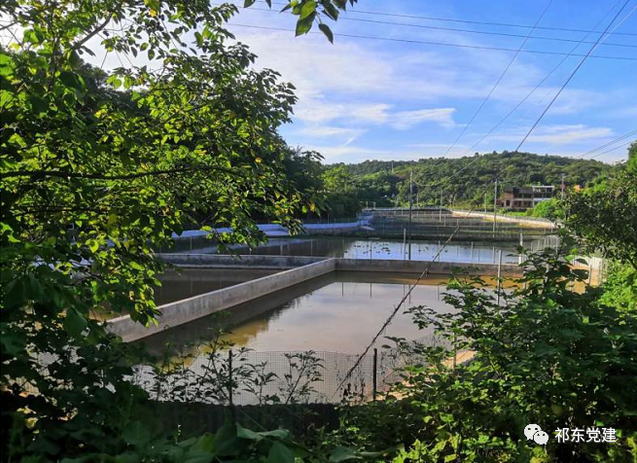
224,0,637,164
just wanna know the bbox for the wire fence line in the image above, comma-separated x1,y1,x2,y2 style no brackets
129,334,448,406
331,223,464,396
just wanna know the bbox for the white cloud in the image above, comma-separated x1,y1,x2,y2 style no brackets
225,10,627,163
305,144,421,163
486,124,614,145
294,102,391,124
390,108,456,129
295,101,456,129
296,125,366,139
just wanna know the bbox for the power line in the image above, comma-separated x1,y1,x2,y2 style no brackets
581,128,637,159
583,128,637,156
339,16,637,50
333,220,464,397
515,0,633,152
339,7,637,39
442,0,633,177
396,1,629,184
441,0,554,158
228,23,637,61
252,0,637,38
590,141,634,159
236,5,637,49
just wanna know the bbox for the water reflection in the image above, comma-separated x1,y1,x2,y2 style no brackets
141,271,458,355
169,236,558,265
155,268,276,305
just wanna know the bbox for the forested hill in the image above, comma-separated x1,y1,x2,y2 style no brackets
321,150,615,215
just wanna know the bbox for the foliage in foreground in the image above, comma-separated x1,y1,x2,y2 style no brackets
331,244,637,462
0,0,319,460
564,167,637,270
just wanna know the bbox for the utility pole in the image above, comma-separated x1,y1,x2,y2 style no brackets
493,178,498,235
439,190,443,222
408,170,413,260
560,173,565,200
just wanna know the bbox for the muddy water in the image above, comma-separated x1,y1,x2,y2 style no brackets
141,271,461,355
155,268,277,305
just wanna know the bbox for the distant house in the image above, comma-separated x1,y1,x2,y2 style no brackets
498,185,554,211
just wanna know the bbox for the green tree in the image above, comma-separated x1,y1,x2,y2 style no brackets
336,245,637,462
627,141,637,173
321,164,361,216
244,0,359,41
0,0,314,459
564,168,637,269
326,151,611,208
527,197,563,219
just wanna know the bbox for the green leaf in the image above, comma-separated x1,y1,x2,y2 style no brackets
244,0,257,7
318,23,334,43
267,441,295,463
28,95,48,114
144,0,160,10
329,446,361,462
63,308,87,338
256,429,290,440
323,2,340,20
0,53,14,76
86,239,100,252
59,71,84,90
0,331,26,356
236,424,262,441
295,12,315,36
191,433,215,453
212,420,238,456
23,29,40,44
122,421,152,447
300,0,316,19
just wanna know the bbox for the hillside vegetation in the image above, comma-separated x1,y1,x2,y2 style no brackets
321,151,613,216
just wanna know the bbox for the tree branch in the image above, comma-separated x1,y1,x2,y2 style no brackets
70,16,112,51
1,165,239,180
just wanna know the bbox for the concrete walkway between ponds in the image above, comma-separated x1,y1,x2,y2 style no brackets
107,255,523,343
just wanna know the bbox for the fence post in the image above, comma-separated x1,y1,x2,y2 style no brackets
372,348,378,401
228,349,235,418
496,250,503,305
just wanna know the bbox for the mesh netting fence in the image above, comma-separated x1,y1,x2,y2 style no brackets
130,334,450,406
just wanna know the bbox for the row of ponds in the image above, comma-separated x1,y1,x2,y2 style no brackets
147,235,558,354
133,233,556,404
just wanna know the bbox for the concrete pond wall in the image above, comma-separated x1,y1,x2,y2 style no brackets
108,257,336,342
106,255,527,342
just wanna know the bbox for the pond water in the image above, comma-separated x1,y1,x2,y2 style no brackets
142,271,459,355
170,235,559,265
155,268,276,305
